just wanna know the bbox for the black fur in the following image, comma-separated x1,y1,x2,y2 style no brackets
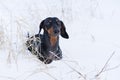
26,17,69,64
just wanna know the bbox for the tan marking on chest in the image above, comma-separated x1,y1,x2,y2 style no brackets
50,36,57,46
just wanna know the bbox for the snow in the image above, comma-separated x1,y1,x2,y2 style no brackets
0,0,120,80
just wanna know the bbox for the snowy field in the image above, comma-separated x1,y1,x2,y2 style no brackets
0,0,120,80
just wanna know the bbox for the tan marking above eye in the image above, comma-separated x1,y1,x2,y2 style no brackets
56,19,61,25
49,20,52,22
56,19,59,22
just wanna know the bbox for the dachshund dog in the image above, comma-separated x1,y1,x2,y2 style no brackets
26,17,69,64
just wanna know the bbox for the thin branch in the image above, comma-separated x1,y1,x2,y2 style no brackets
95,51,116,77
103,64,120,72
0,75,16,80
44,72,58,80
49,51,86,79
23,68,57,80
63,61,86,80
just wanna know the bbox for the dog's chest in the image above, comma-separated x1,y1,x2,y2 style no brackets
50,36,58,46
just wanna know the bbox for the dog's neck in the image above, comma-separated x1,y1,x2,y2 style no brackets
42,33,59,52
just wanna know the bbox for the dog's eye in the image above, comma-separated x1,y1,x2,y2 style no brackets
49,20,52,23
56,20,61,25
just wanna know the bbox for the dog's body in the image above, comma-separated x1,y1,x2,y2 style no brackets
26,17,69,64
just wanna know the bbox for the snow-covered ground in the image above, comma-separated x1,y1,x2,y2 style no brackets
0,0,120,80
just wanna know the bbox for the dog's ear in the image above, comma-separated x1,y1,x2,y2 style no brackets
39,20,44,34
60,21,69,39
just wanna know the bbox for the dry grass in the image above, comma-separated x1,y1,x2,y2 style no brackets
0,2,120,80
0,17,119,80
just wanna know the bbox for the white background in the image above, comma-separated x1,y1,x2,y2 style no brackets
0,0,120,80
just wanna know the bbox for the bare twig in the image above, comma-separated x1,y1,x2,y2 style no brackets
65,62,86,79
0,75,16,80
49,51,86,79
44,72,58,80
95,51,116,77
23,69,57,80
91,34,95,42
103,64,120,72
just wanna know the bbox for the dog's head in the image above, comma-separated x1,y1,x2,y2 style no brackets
39,17,69,39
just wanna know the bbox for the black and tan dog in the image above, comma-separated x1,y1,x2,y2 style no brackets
26,17,69,64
